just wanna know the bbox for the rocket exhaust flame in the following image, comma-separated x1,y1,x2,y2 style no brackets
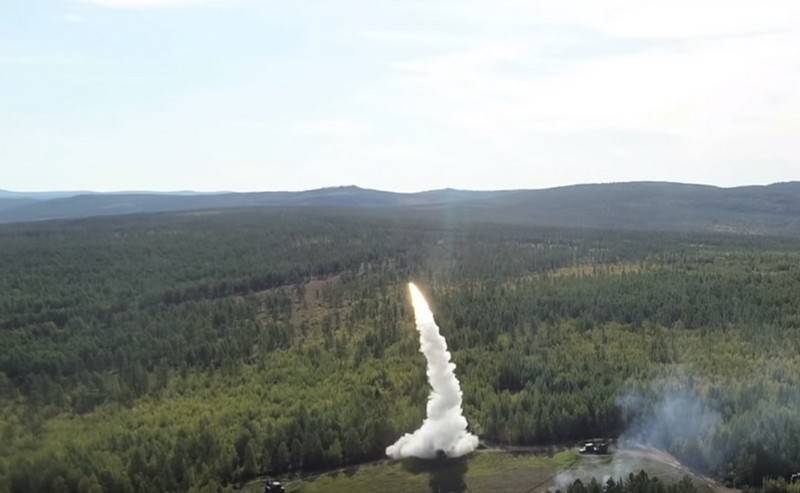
386,282,479,459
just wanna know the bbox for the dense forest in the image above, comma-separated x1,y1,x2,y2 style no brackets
1,207,800,492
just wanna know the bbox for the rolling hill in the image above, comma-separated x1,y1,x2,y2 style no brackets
1,182,799,237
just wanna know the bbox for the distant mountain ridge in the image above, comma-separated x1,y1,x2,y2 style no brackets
1,182,799,237
0,186,505,222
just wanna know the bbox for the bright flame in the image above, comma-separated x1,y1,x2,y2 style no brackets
408,282,435,325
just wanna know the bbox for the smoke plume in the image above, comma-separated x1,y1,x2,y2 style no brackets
619,390,721,451
386,283,479,459
618,387,723,472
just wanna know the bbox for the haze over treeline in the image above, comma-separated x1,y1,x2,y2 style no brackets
2,181,800,238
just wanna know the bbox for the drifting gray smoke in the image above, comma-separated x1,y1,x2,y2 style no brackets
386,283,479,459
617,387,723,471
618,389,721,452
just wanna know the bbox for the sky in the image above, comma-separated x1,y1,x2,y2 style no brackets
1,1,799,192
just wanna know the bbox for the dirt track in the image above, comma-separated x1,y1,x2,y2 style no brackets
551,445,736,493
621,447,737,493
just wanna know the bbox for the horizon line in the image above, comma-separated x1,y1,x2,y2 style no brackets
3,179,799,196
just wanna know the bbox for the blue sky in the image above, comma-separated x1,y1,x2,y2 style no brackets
1,1,799,192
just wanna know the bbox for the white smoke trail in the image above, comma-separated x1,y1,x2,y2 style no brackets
386,282,479,459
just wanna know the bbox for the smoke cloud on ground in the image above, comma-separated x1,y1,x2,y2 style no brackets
553,386,720,490
617,385,723,472
619,389,721,450
386,283,479,459
552,447,685,490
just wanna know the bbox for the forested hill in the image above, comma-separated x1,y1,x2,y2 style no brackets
0,187,503,224
1,181,799,236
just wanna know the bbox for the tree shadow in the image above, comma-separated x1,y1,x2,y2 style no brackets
401,456,469,493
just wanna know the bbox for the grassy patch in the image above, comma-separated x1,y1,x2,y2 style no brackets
242,449,726,493
246,451,563,493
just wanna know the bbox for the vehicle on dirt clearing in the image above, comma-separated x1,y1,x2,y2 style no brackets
264,479,285,493
578,440,610,455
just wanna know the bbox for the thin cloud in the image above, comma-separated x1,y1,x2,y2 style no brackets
0,54,77,66
3,0,799,191
445,0,800,40
358,30,466,48
292,118,371,139
81,0,227,8
63,13,86,23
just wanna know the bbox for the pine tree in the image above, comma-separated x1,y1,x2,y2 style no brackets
77,474,103,493
325,439,343,468
290,438,304,470
260,446,272,475
343,429,363,464
243,442,258,479
303,432,323,470
273,442,289,473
